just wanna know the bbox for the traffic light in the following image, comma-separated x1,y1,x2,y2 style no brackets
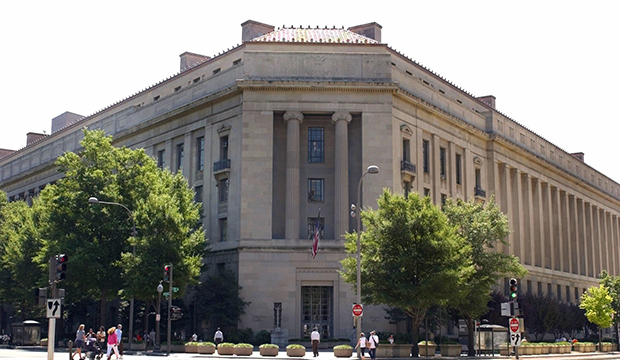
171,306,183,320
509,278,518,299
55,254,68,282
164,265,171,282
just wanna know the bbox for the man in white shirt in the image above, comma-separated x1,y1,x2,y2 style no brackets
368,330,379,360
214,328,224,345
311,328,320,357
115,324,123,359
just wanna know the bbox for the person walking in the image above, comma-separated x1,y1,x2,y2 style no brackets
72,324,86,360
97,326,106,351
355,332,368,360
115,324,123,359
311,328,320,357
368,330,379,360
106,327,120,360
214,328,223,345
149,329,156,349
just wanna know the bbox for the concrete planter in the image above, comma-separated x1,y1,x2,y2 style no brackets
197,344,216,354
499,345,510,356
392,344,411,357
185,345,198,353
287,347,306,357
419,344,436,357
260,347,279,356
376,345,393,358
521,345,533,355
234,346,254,356
440,344,462,357
217,345,235,355
334,348,353,357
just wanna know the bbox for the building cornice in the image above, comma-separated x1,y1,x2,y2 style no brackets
236,79,398,93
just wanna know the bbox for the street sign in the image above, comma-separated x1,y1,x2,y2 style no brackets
47,298,61,319
352,304,363,317
510,332,522,347
509,317,519,332
501,302,510,316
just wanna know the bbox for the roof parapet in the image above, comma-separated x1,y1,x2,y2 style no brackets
348,22,382,42
241,20,275,42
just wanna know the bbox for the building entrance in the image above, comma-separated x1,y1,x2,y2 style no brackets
301,286,333,338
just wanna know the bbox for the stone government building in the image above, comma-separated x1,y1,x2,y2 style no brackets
1,20,619,340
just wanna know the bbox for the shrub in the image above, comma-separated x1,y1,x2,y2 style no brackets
287,344,305,349
235,343,254,348
260,344,279,349
198,342,215,346
185,342,199,346
334,345,353,350
418,341,436,345
218,342,235,348
255,330,271,346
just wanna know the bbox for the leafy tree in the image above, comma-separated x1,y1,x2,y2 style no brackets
599,271,620,349
340,190,470,356
442,197,527,355
195,269,250,337
37,129,207,325
580,284,613,349
520,293,560,341
0,199,46,320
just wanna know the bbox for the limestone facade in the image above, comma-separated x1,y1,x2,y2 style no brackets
1,20,620,339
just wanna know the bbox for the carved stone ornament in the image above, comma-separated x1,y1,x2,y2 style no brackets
473,156,483,166
283,111,304,123
400,124,413,136
217,123,231,134
331,111,352,124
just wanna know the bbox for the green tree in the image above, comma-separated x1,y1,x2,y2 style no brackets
580,284,613,349
599,271,620,350
340,190,470,356
520,293,560,341
0,199,46,320
442,197,527,355
37,129,207,325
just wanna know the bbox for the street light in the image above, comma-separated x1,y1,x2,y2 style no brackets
350,165,379,358
156,283,163,352
88,196,138,348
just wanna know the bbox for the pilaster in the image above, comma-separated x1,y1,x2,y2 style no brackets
284,111,303,240
332,111,351,240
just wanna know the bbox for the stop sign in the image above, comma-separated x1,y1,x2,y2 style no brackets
509,317,519,332
352,304,363,317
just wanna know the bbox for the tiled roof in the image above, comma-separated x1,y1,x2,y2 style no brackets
252,26,379,44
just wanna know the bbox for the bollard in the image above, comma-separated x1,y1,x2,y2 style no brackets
67,340,73,360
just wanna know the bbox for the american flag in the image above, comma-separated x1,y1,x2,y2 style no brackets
312,210,321,259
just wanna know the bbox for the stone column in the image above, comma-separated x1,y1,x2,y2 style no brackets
522,173,533,265
284,111,303,240
448,142,457,197
432,134,441,204
613,215,619,274
332,111,351,240
577,198,586,276
551,186,562,271
512,169,524,261
183,133,193,179
585,203,594,277
568,194,578,274
499,163,511,255
165,139,173,170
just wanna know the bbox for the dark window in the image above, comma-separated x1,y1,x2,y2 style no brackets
455,154,462,185
233,59,242,66
157,150,165,169
194,186,203,204
220,135,229,160
174,86,181,92
176,144,184,172
527,280,532,294
537,282,543,295
422,140,429,173
153,95,160,101
308,127,324,163
475,168,481,188
307,217,325,239
193,77,200,84
219,179,229,203
403,139,410,162
274,303,282,329
213,68,221,75
547,283,553,297
197,137,204,171
557,285,562,300
308,179,324,202
566,286,571,302
219,218,227,242
403,181,411,198
424,188,430,197
441,194,447,205
440,147,446,178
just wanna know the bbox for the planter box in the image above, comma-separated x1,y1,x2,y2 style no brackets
185,345,198,353
393,344,411,357
539,345,549,354
130,342,146,350
376,345,393,358
218,346,235,355
419,345,436,357
235,347,254,356
521,346,533,355
334,348,353,357
440,344,462,357
532,346,542,355
287,348,306,357
499,345,510,356
198,344,216,354
260,347,279,356
161,344,185,353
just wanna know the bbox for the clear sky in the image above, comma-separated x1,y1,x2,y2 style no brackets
1,1,619,182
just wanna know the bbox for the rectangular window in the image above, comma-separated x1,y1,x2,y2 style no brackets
441,194,447,205
220,135,229,160
219,218,227,242
308,179,324,202
557,285,562,300
219,179,229,203
176,144,184,172
575,288,579,303
194,186,203,204
422,140,429,173
423,188,430,197
527,280,532,294
537,282,543,295
455,154,462,185
157,149,165,169
307,217,325,239
402,139,410,162
475,168,481,189
439,147,446,178
273,303,282,329
547,283,553,296
197,137,204,171
308,127,325,163
566,286,571,302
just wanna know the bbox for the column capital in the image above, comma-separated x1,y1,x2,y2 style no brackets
284,111,304,123
331,111,352,124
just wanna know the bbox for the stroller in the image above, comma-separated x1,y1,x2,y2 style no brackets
83,336,104,360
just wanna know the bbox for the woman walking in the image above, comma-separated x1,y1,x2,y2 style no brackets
72,324,86,360
106,327,120,360
355,332,368,360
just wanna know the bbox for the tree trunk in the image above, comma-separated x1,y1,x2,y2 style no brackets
100,288,107,327
467,317,476,356
410,315,422,357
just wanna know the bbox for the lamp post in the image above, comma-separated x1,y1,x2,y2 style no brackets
156,283,163,352
88,196,138,349
350,165,379,358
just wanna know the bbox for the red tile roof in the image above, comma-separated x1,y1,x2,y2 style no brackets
251,26,379,44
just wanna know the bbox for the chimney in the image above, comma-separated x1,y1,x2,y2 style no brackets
477,95,496,109
241,20,274,42
570,152,584,162
348,22,382,42
0,148,15,159
179,52,211,72
52,111,84,134
27,132,47,145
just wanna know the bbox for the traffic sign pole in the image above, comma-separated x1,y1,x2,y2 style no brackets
352,304,363,317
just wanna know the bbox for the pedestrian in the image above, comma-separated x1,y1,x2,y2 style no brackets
311,328,320,357
87,328,95,339
214,327,223,345
149,329,156,349
97,326,106,350
72,324,86,360
368,330,379,360
191,333,198,342
355,332,368,360
115,324,123,359
388,334,394,344
106,327,120,360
